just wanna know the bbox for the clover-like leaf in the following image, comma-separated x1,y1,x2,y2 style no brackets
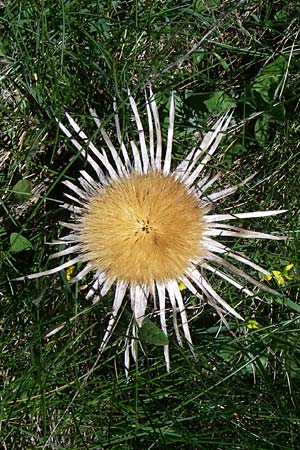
139,318,169,346
204,91,236,114
10,232,33,253
12,179,32,204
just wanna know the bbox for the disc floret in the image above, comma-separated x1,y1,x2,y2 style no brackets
80,171,207,285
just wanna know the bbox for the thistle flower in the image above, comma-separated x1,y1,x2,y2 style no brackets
16,88,286,371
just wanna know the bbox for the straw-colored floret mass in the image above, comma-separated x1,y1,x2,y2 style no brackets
81,172,206,285
16,87,286,372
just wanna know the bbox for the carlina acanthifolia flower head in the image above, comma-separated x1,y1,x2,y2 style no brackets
15,87,287,372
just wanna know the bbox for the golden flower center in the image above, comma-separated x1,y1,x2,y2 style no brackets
81,172,206,285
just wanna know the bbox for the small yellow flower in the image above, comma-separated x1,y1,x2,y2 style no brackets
272,270,285,287
263,273,273,282
247,319,259,330
177,280,187,291
264,263,294,287
65,264,76,281
283,263,294,280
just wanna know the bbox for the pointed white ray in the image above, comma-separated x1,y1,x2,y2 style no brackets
79,169,99,190
180,270,230,329
186,266,243,320
148,85,162,171
101,127,128,176
130,284,148,327
124,323,131,378
63,192,85,206
47,234,78,245
163,342,170,372
179,273,212,323
204,225,286,240
203,173,257,202
86,154,107,184
63,180,88,201
48,244,82,260
196,174,209,190
174,142,202,181
68,263,92,284
163,91,175,175
227,250,273,276
58,118,107,183
205,251,280,295
197,172,222,194
184,112,233,187
86,271,107,300
57,119,84,152
131,322,138,363
166,282,183,346
59,221,82,231
156,283,167,335
13,256,83,281
199,112,232,152
64,112,119,181
78,176,96,194
61,203,82,214
174,112,232,180
203,236,272,276
156,283,170,372
101,277,115,297
99,147,120,181
129,91,149,174
100,280,128,351
204,184,238,202
88,105,101,128
145,90,155,166
202,262,259,298
113,98,132,169
130,140,143,174
178,274,200,298
89,106,128,176
45,322,67,338
167,279,193,346
206,209,287,223
151,282,158,310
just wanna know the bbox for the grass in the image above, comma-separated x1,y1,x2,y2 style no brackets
1,0,300,448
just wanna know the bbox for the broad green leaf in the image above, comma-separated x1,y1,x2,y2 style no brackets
219,348,236,362
204,91,236,114
10,232,33,253
254,114,271,147
223,142,247,165
12,179,32,204
139,318,168,346
252,56,287,103
269,103,285,123
288,359,300,379
283,298,300,313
